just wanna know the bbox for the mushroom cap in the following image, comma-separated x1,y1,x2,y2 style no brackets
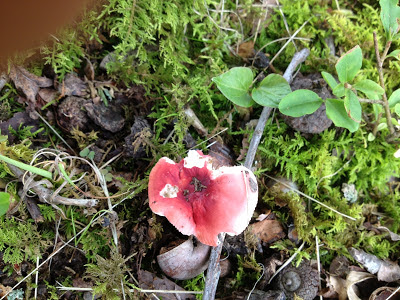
148,150,258,246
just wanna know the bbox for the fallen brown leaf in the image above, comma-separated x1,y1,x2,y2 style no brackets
346,271,376,300
59,73,87,97
9,65,52,104
349,247,400,282
138,270,196,300
38,88,59,103
250,219,285,243
238,41,255,59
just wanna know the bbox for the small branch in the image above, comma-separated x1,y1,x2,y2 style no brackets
202,48,310,300
8,164,98,207
373,31,395,136
244,48,310,169
358,98,385,105
381,39,392,63
202,233,224,300
243,107,273,169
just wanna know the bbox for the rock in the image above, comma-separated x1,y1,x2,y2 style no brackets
84,100,125,133
57,96,89,131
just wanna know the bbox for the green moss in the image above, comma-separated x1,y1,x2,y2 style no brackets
0,217,53,264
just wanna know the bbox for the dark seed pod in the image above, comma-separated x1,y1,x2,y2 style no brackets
276,261,319,300
281,271,302,292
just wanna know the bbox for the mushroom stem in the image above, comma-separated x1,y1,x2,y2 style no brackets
202,48,310,300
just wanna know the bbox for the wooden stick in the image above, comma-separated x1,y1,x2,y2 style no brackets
202,48,310,300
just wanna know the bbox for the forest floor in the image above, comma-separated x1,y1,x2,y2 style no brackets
0,1,400,299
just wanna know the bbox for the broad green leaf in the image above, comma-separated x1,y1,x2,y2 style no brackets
326,98,359,132
395,103,400,117
388,88,400,107
387,49,400,60
332,83,345,98
344,90,362,122
212,67,254,107
380,0,400,40
321,71,338,90
353,79,384,99
279,89,323,117
251,74,291,108
0,192,10,216
335,45,362,83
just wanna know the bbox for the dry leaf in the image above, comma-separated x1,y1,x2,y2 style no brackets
329,255,350,277
376,226,400,241
377,260,400,282
0,283,12,297
84,57,95,81
9,65,52,103
349,247,400,282
59,73,87,97
38,88,59,103
250,219,285,243
238,41,255,59
325,274,347,300
346,271,376,300
370,286,400,300
138,270,196,300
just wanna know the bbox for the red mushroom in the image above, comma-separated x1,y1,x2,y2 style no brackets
148,150,258,246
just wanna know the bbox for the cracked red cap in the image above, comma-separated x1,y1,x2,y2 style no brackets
148,150,258,246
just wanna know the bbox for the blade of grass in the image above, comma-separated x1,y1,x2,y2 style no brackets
0,154,52,179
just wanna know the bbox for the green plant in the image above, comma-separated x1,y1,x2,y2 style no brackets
41,29,85,80
0,217,53,264
85,249,132,299
212,0,400,138
9,124,44,140
183,274,205,300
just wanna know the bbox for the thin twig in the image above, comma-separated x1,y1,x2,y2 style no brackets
268,241,305,284
56,286,202,295
0,193,137,300
315,235,323,300
265,175,356,221
245,48,310,169
202,233,225,299
373,31,395,136
34,256,39,299
246,263,265,300
275,0,297,51
387,286,400,300
244,107,273,169
358,98,385,105
202,48,310,300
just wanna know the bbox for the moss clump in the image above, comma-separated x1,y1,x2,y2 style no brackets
0,217,53,264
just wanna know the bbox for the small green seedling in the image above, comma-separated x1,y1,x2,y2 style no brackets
80,147,95,160
212,45,372,133
213,0,400,135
